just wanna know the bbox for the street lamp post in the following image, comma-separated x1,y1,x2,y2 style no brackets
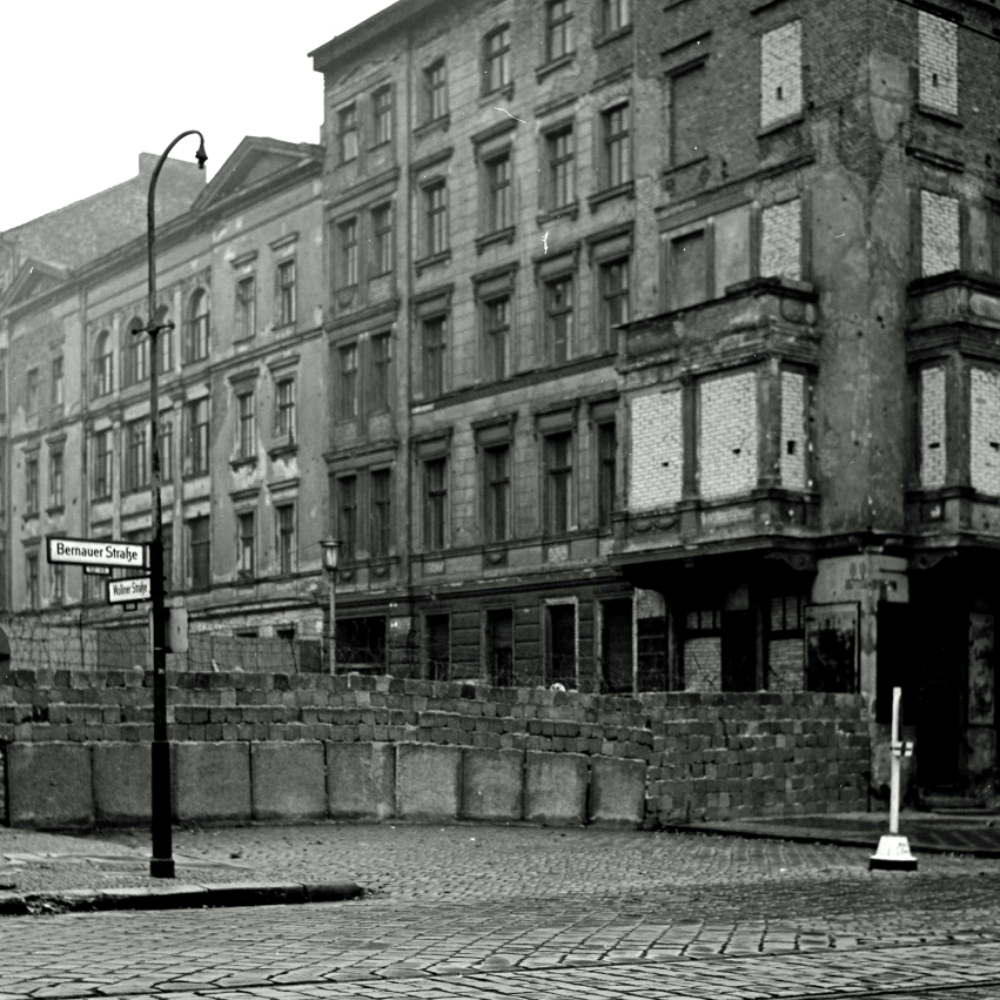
143,131,207,879
320,539,340,674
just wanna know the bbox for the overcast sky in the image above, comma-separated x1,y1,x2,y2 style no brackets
0,0,398,233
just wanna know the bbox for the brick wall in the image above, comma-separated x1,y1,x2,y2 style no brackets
780,370,807,490
971,367,1000,495
630,390,683,510
760,199,802,281
699,371,758,500
921,190,960,277
683,637,721,692
918,11,958,114
768,638,804,692
760,21,802,128
920,366,946,489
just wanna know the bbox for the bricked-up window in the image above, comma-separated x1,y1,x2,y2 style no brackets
669,229,708,310
25,552,39,610
426,613,450,681
781,370,807,490
547,603,577,687
274,377,296,438
921,190,960,277
760,199,802,280
601,598,633,693
26,368,39,416
188,515,210,590
339,218,359,287
602,0,630,34
371,333,391,411
546,125,575,210
970,367,1000,495
487,608,514,686
93,330,113,398
371,204,393,276
597,421,617,529
484,151,512,234
918,11,958,115
277,259,297,326
760,21,802,128
601,103,631,189
372,87,393,146
422,315,446,397
483,444,511,542
236,389,256,460
237,511,255,578
544,432,573,534
424,181,448,257
124,419,149,492
50,563,65,605
545,275,574,364
699,371,759,499
424,457,448,551
92,428,113,499
49,449,63,508
338,104,359,163
370,468,392,558
338,343,358,420
423,59,448,123
124,318,148,386
546,0,574,61
484,296,510,381
25,455,38,514
599,258,629,351
236,276,255,340
921,366,946,489
338,475,358,562
184,398,209,477
630,391,683,511
276,503,296,576
670,64,705,166
184,289,210,364
484,24,511,94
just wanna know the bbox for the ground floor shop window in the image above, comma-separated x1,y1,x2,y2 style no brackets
335,616,386,673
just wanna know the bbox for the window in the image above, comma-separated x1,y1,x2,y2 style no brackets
338,476,358,563
160,415,174,480
426,613,450,680
483,444,511,542
547,603,576,687
601,0,630,33
161,523,173,595
339,218,359,287
277,259,297,326
338,343,358,420
422,315,446,397
484,608,513,685
597,421,617,528
424,457,448,551
49,450,63,508
237,512,255,579
599,258,630,349
371,204,393,276
25,455,39,514
546,125,575,209
236,276,256,340
485,151,512,233
371,334,391,412
51,355,64,409
124,419,149,492
424,181,448,257
544,432,573,534
669,230,708,310
93,429,113,499
484,25,511,94
544,275,574,364
276,504,296,576
50,563,65,605
184,289,210,363
601,598,633,693
484,296,510,381
188,516,210,590
26,369,39,416
370,468,391,558
184,398,209,476
670,65,705,167
546,0,574,61
158,317,172,374
601,103,631,189
424,59,448,122
274,377,296,438
93,331,113,397
26,553,39,610
373,87,392,146
237,389,256,460
338,104,359,163
336,617,387,673
124,318,148,386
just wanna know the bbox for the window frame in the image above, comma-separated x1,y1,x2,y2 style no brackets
596,420,617,529
274,376,297,439
423,58,448,123
26,368,39,417
484,149,513,234
372,86,393,147
371,204,393,277
184,398,210,477
544,430,574,535
124,418,149,493
421,314,447,398
543,273,575,365
277,258,297,327
546,600,578,688
236,388,256,461
93,331,114,398
337,103,359,163
424,456,448,552
339,216,360,288
237,510,256,580
188,515,211,591
370,467,392,558
598,256,630,351
236,275,256,341
184,289,210,365
483,295,511,382
545,0,575,62
423,180,449,258
601,101,632,190
601,0,631,35
276,502,296,576
51,354,65,410
371,333,392,412
483,24,512,95
92,428,113,500
545,123,576,211
338,342,359,421
25,454,39,514
48,448,64,509
482,442,511,543
337,475,358,563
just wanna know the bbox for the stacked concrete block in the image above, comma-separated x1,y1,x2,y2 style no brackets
524,751,588,825
173,742,251,823
252,741,327,821
327,741,395,820
396,743,462,820
6,742,94,828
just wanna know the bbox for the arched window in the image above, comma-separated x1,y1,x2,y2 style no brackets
184,289,210,363
124,316,148,386
93,330,113,397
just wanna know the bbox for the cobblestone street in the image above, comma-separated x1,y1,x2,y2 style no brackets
4,824,1000,998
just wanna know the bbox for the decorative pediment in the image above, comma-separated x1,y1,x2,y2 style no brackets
2,259,69,309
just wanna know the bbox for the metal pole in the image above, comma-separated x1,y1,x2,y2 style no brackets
145,132,206,879
889,686,901,836
329,568,337,675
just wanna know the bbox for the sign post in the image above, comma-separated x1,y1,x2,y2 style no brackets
869,686,917,871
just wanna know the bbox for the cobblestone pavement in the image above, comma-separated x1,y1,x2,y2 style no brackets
4,823,1000,998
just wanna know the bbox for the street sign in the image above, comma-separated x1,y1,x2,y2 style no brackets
83,565,112,576
47,536,147,569
108,576,152,604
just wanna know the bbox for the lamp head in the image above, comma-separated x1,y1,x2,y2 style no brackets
195,140,208,170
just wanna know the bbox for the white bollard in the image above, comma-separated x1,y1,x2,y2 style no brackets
869,686,917,871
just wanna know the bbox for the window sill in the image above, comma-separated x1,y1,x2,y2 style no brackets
235,572,256,586
121,487,152,498
661,154,709,182
91,495,113,504
22,511,40,522
482,545,509,567
536,202,579,226
182,472,210,482
757,113,804,139
481,83,514,104
594,24,633,48
230,457,258,471
233,335,256,346
368,140,392,152
536,53,575,82
414,114,451,138
47,505,65,517
415,250,451,274
274,321,297,333
338,156,359,169
268,440,298,460
915,102,962,128
476,227,516,254
588,180,635,211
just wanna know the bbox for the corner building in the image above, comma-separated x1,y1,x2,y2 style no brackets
313,0,1000,796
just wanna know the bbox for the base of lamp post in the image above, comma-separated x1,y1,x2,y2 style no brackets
150,857,176,878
